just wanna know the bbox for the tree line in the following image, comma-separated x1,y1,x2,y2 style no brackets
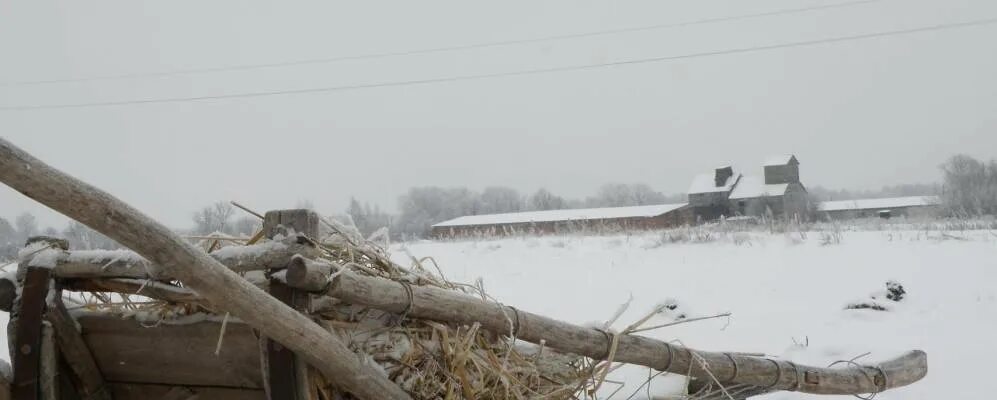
3,154,995,257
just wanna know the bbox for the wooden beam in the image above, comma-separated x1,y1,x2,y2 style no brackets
283,256,334,293
0,138,410,400
44,296,111,400
12,266,52,400
61,279,203,304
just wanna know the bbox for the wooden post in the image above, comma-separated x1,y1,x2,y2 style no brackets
11,265,52,400
262,210,318,400
39,323,57,400
0,138,411,400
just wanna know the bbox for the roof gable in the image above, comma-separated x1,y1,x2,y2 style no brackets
763,155,798,167
688,172,740,194
729,175,790,199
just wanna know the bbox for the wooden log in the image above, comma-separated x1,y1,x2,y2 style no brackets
44,296,111,400
51,238,319,280
284,255,335,293
0,138,410,400
314,269,927,396
61,278,203,304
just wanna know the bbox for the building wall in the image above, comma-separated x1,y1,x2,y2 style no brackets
729,184,809,219
688,191,730,208
431,206,694,238
821,205,939,220
764,164,800,185
782,183,810,218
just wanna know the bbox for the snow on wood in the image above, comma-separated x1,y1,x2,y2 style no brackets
210,240,287,263
65,249,150,267
817,196,941,212
687,172,740,194
728,175,790,199
18,241,60,269
432,203,687,228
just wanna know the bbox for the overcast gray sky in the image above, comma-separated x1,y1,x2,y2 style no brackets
2,0,996,229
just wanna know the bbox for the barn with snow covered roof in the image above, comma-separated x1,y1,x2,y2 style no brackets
688,155,810,221
817,196,940,220
431,203,692,237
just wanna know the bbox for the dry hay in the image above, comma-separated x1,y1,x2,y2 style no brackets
304,220,592,399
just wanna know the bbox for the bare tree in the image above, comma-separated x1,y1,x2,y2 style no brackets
940,154,997,216
14,212,38,243
63,221,121,250
589,183,667,207
0,216,16,260
232,216,262,236
528,188,566,211
192,202,236,234
479,187,523,214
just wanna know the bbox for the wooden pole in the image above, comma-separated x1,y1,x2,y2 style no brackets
261,210,318,400
0,138,411,400
310,269,927,396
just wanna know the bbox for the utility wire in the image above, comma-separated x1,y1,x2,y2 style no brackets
3,0,883,87
2,17,994,111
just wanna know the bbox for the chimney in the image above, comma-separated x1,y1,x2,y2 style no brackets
714,166,733,187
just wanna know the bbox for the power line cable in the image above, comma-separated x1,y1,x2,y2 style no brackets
2,16,994,111
3,0,883,86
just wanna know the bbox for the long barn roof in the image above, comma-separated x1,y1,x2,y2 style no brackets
817,196,941,212
432,203,688,228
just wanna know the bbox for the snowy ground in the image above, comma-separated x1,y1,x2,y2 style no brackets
390,228,997,399
0,225,992,399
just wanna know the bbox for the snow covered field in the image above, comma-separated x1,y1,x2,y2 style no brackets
391,228,997,399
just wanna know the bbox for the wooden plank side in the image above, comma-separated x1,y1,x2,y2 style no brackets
77,315,262,389
45,296,111,400
107,383,265,400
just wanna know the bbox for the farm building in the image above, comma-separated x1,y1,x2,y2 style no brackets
817,195,941,220
688,155,809,221
431,203,691,237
